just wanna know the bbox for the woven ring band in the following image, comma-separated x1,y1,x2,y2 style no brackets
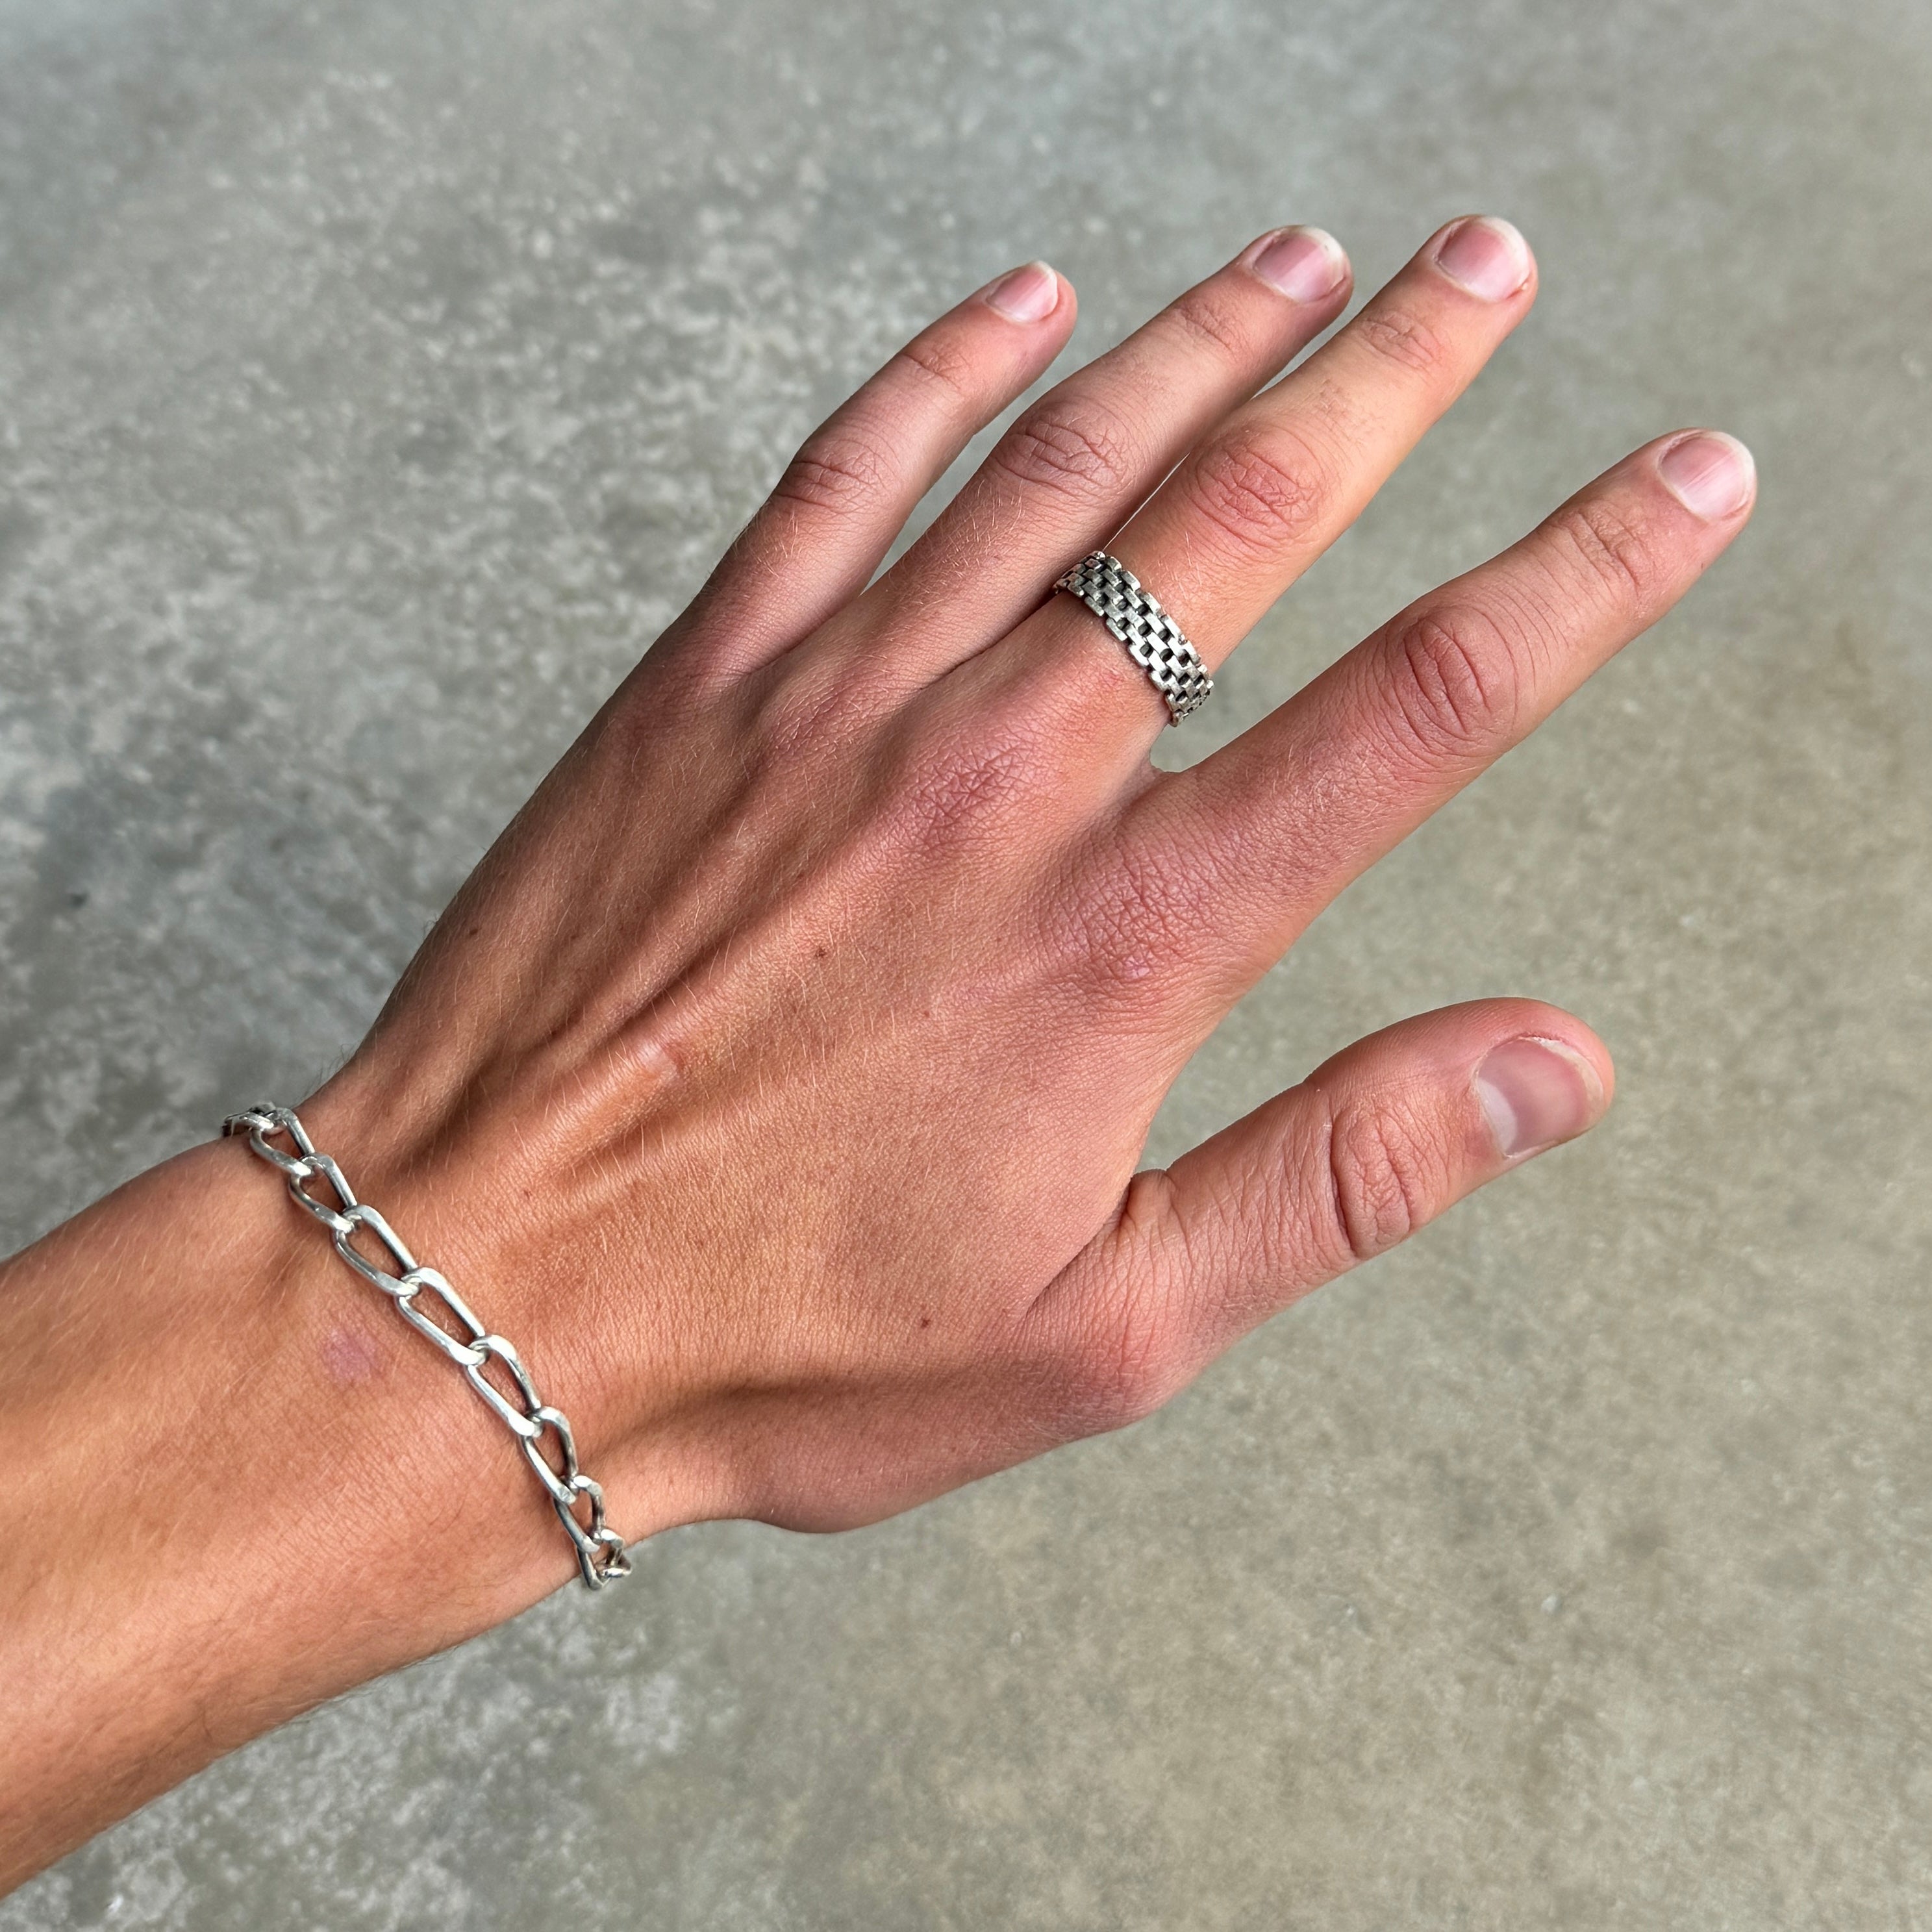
1052,550,1213,725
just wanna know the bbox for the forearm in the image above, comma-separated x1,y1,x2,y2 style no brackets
0,1125,568,1889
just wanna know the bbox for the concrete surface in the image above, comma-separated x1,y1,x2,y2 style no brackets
3,0,1931,1924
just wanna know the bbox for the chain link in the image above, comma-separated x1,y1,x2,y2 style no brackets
223,1104,631,1590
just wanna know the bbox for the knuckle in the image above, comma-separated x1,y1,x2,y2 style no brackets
1322,1091,1435,1266
1546,497,1663,610
990,396,1136,507
751,655,875,762
771,431,896,520
1178,425,1331,563
1087,1329,1182,1430
1161,284,1257,365
888,726,1044,849
1060,1320,1178,1434
1353,302,1449,377
1055,1182,1190,1433
1377,603,1522,767
888,331,980,408
1059,840,1216,994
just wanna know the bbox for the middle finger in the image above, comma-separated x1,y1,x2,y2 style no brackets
979,216,1539,749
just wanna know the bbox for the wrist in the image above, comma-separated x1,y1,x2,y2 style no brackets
0,1129,570,1887
299,1051,709,1545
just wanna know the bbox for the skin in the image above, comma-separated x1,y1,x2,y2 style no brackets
0,216,1753,1892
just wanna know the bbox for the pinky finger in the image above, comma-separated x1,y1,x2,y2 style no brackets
688,262,1077,680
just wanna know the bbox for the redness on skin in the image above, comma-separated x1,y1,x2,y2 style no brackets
320,1325,384,1388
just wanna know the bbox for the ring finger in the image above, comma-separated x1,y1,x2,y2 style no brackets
827,225,1356,688
968,216,1539,747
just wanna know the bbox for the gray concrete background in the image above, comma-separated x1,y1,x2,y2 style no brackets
3,0,1929,1924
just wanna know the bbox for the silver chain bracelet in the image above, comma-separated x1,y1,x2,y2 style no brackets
223,1104,631,1590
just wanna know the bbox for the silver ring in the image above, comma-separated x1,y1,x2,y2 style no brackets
1053,550,1213,724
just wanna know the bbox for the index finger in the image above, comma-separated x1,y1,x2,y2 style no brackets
1132,428,1758,987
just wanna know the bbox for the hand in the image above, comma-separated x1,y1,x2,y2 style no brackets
0,215,1754,1885
312,214,1750,1542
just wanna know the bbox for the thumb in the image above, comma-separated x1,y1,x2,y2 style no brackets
1029,999,1613,1432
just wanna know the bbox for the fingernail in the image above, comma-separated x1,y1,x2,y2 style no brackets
1474,1036,1604,1159
983,260,1060,323
1657,430,1755,521
1247,225,1348,304
1431,216,1532,301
